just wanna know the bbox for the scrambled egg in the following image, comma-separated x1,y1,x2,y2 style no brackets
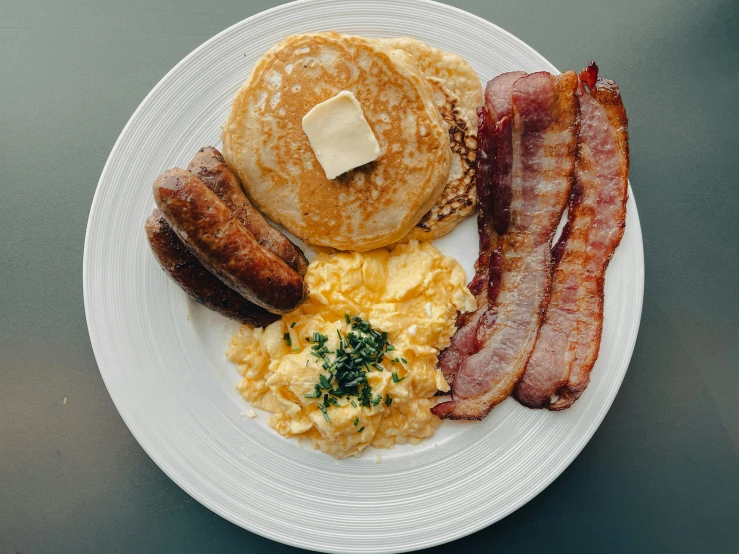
227,240,475,458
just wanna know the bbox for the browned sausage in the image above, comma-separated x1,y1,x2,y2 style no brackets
187,147,309,276
153,168,307,314
145,209,279,326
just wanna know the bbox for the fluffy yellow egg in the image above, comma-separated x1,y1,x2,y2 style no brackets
227,240,475,458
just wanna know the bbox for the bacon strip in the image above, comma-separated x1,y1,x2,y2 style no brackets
433,71,579,420
514,63,629,410
437,72,524,387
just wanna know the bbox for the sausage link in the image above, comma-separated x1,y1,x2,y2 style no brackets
153,168,307,314
145,209,279,326
187,146,309,276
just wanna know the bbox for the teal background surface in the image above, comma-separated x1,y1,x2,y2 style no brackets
2,0,738,552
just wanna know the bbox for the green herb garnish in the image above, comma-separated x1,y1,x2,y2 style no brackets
306,315,395,423
392,372,405,383
318,374,331,390
317,403,330,422
283,333,292,347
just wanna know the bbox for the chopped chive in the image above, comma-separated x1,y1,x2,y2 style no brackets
353,417,359,426
317,403,330,422
300,315,397,425
358,426,364,433
290,322,296,328
283,333,292,347
400,358,407,364
385,394,392,406
392,372,405,383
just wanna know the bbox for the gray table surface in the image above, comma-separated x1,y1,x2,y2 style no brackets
2,0,738,552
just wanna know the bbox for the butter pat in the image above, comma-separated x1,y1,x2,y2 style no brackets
302,90,381,180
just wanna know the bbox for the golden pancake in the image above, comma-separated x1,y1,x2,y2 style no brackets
222,32,451,252
383,37,482,126
382,38,483,241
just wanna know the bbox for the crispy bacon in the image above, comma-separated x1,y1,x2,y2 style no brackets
514,64,629,410
437,72,523,386
433,71,579,420
579,60,599,91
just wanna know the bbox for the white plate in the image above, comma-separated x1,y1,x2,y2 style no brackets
84,1,644,551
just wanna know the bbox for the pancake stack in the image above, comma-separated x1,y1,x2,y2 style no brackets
223,32,481,252
383,37,482,243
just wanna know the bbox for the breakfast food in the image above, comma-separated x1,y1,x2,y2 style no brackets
142,26,630,453
384,37,482,124
514,63,629,410
383,37,483,242
433,71,579,420
152,168,308,313
301,90,382,180
437,71,525,385
187,147,309,276
222,32,452,252
227,241,476,458
145,210,279,326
